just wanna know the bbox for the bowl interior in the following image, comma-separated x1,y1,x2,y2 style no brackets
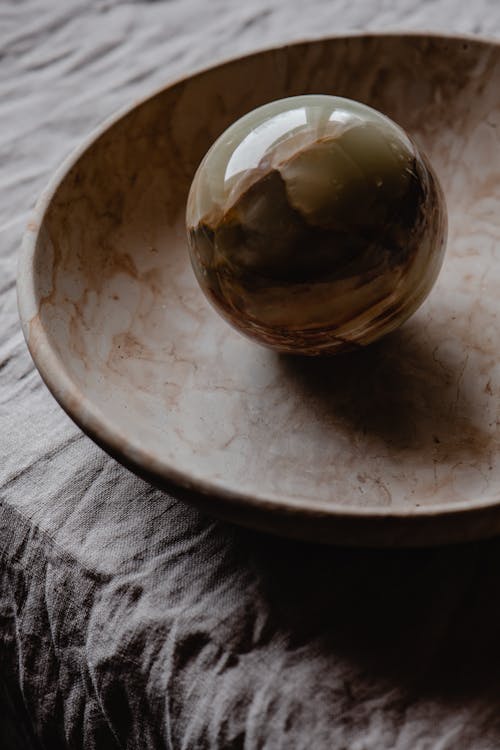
24,34,500,520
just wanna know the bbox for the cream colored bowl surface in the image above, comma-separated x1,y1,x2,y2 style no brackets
18,33,500,546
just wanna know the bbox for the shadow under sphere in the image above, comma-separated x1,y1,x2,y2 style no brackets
277,315,491,471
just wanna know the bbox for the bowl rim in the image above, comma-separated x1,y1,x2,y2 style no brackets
17,30,500,523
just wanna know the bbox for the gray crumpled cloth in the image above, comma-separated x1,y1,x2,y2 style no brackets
2,1,500,748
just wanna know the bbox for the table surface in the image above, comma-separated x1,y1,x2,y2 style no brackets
2,1,500,748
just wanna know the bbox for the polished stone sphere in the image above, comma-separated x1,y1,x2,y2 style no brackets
186,95,447,354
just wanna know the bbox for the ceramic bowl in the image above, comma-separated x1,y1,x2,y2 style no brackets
18,33,500,546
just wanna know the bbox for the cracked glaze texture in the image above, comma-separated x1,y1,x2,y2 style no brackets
186,95,447,354
19,34,500,545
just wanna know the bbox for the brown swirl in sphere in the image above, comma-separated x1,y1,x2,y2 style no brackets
186,95,447,354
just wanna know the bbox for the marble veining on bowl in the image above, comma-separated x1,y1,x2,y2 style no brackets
18,33,500,545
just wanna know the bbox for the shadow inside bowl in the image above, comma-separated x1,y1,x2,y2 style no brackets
276,314,493,468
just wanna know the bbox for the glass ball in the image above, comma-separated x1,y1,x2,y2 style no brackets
186,95,447,354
